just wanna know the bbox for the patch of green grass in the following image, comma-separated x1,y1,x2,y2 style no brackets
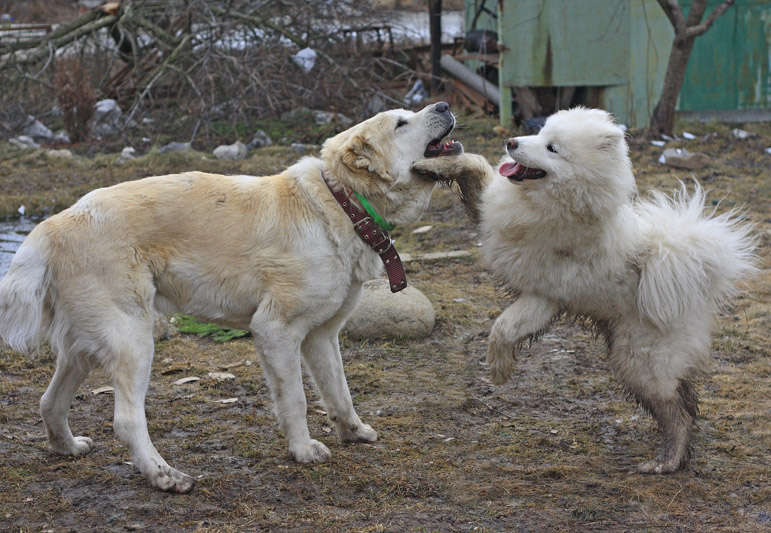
173,314,250,343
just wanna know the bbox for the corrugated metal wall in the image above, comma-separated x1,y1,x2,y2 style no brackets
467,0,771,125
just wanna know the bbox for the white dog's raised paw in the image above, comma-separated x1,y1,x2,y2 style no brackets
151,465,196,493
339,423,378,443
290,439,331,463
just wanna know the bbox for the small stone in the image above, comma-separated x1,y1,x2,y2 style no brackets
53,130,71,144
290,143,319,154
343,279,435,340
311,110,352,126
731,128,750,139
46,149,73,158
9,135,39,150
213,141,248,161
158,142,191,154
247,130,272,150
661,148,710,170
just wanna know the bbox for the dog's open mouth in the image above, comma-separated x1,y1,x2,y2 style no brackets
499,161,547,181
424,139,464,158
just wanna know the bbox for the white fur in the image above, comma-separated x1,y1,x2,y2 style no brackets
0,102,456,492
480,107,757,473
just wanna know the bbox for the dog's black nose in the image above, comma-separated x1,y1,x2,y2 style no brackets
433,102,450,114
506,138,518,151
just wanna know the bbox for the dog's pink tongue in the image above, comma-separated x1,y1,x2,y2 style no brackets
499,161,520,177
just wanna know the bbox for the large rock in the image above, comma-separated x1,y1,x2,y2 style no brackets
344,279,435,340
92,99,123,136
213,141,248,161
22,116,54,143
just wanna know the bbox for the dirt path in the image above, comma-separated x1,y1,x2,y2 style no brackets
1,118,769,531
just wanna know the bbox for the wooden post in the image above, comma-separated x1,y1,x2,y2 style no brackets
428,0,442,94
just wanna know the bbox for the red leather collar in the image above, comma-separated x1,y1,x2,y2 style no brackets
321,171,407,293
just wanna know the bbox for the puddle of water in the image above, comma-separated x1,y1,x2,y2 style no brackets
0,218,38,281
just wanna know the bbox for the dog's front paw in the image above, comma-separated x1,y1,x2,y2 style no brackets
411,157,453,183
487,340,518,386
150,465,196,493
338,422,378,443
50,435,94,456
290,439,331,463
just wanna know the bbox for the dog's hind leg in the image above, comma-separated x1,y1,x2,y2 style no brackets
301,287,377,444
40,356,94,456
109,321,195,493
487,296,559,385
609,328,702,474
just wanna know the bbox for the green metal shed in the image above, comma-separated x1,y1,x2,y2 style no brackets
464,0,771,127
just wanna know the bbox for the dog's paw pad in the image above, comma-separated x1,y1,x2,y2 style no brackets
291,439,331,463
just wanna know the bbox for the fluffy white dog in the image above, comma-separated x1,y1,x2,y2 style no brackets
411,107,756,473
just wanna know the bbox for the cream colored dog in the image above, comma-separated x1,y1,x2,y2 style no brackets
411,107,756,474
0,102,460,492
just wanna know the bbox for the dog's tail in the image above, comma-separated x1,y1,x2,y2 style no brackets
635,183,758,330
0,236,53,355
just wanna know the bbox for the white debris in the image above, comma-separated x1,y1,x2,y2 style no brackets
207,372,235,381
91,386,115,395
172,376,200,386
650,140,666,147
412,225,433,234
17,205,25,216
292,47,317,73
682,131,696,140
731,128,750,139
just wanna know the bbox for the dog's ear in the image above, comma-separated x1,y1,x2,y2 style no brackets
340,134,395,184
598,126,624,152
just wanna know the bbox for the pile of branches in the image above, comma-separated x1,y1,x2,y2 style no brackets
0,0,423,142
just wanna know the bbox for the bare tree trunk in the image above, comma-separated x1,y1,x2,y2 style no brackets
651,0,735,135
428,0,442,94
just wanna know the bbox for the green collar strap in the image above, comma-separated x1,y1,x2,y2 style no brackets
353,192,395,231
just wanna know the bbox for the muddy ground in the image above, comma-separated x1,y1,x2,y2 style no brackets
0,114,769,532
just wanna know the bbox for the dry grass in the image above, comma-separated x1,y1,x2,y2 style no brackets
0,112,769,531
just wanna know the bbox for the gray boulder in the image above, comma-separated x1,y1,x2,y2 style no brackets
92,99,123,136
344,279,435,340
213,141,248,161
158,141,191,154
22,116,54,143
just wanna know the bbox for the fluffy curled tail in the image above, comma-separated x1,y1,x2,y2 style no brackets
0,242,52,354
636,183,758,330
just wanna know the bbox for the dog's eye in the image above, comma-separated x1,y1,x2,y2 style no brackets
396,118,408,129
547,144,558,153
